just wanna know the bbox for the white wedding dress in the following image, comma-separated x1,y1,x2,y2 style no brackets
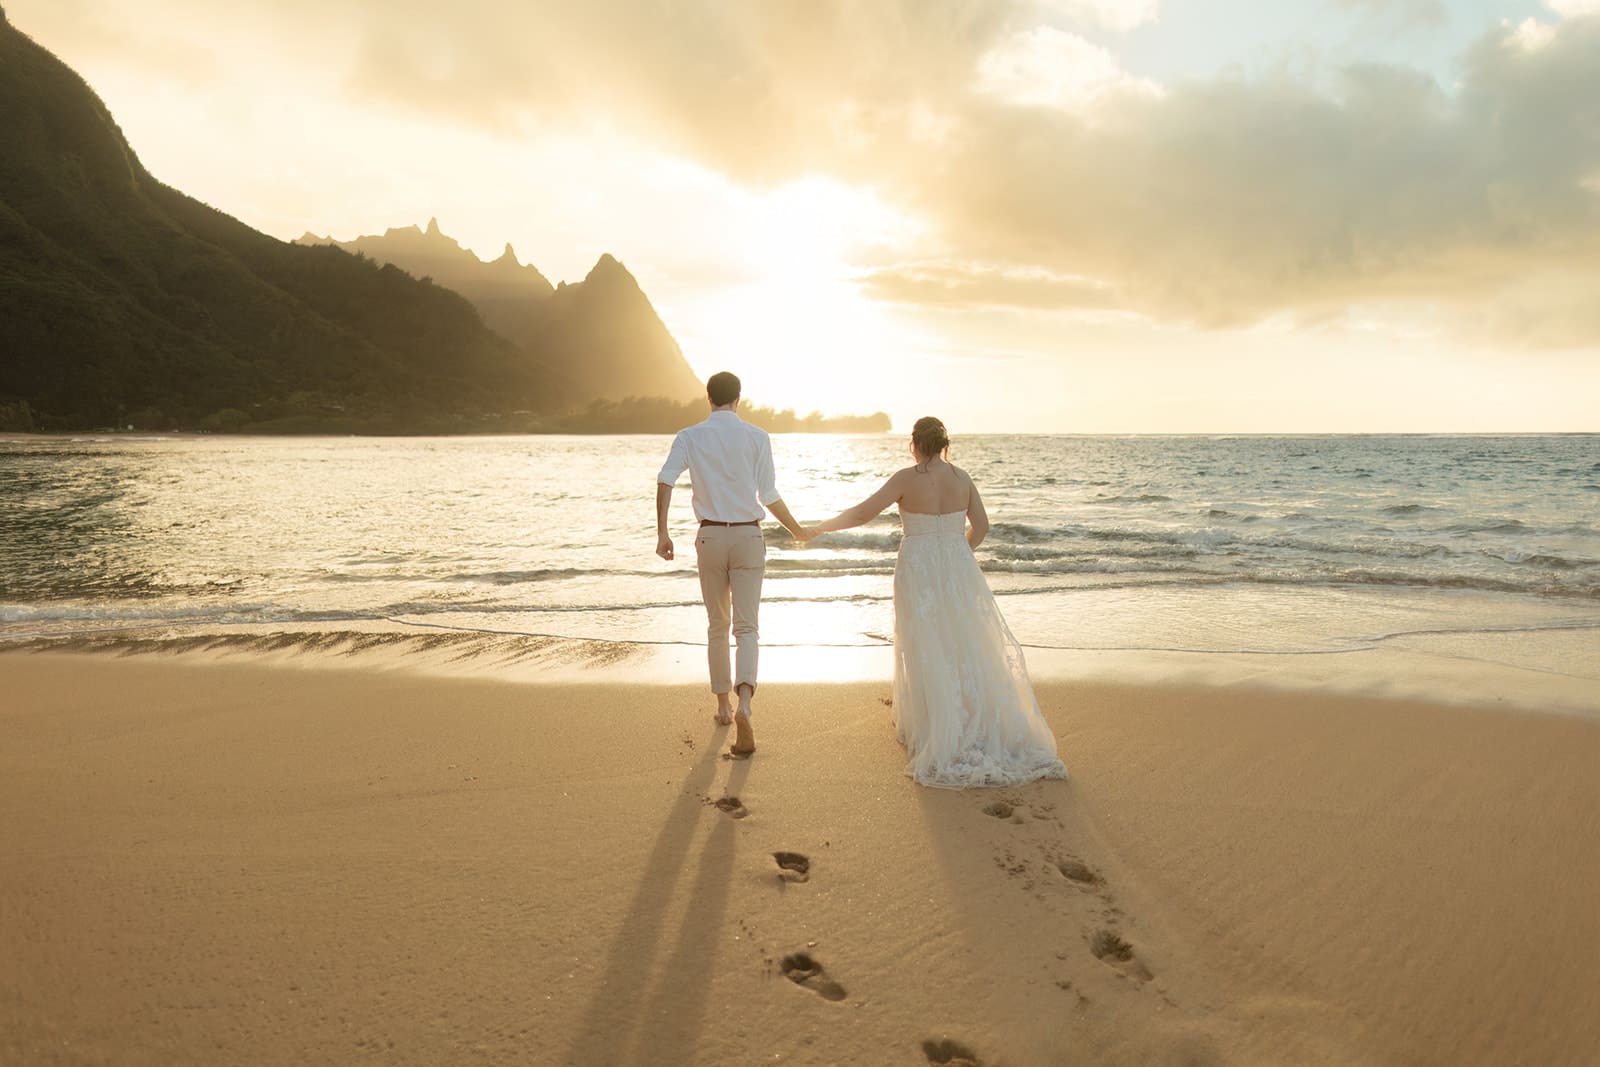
891,510,1068,789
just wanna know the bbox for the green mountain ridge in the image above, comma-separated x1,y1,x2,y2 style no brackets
0,9,576,432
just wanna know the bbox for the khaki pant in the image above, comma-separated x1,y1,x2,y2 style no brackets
694,524,765,700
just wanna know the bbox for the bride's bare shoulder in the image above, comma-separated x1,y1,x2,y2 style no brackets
951,465,983,498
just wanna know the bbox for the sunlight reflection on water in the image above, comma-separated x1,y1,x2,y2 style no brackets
2,433,1597,707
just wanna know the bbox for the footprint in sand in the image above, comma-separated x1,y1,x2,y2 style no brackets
1056,857,1101,885
921,1037,984,1065
773,851,810,883
982,801,1013,819
1091,928,1154,982
779,953,847,1001
712,796,749,819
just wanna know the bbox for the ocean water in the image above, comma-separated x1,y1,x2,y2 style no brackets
2,433,1597,707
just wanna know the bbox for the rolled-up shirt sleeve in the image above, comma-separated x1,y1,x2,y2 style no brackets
755,434,781,506
657,431,689,486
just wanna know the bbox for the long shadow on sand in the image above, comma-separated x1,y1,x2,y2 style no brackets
564,730,750,1065
632,755,750,1057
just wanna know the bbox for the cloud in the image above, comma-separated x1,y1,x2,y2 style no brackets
327,0,1014,183
1508,16,1559,51
975,26,1162,113
1471,272,1600,348
7,0,1009,181
7,0,224,87
858,262,1121,312
911,16,1600,343
1548,0,1600,16
1333,0,1447,28
1036,0,1160,33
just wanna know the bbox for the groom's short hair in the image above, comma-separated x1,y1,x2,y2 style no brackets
707,372,741,407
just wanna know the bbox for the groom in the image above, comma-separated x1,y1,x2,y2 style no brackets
656,372,808,756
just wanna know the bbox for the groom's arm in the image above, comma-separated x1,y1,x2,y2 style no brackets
755,432,808,542
765,498,808,542
655,482,675,560
656,431,689,561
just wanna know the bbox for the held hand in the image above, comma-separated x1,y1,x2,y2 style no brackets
656,535,675,561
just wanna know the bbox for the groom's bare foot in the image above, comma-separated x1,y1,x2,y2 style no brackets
714,699,734,726
731,711,756,757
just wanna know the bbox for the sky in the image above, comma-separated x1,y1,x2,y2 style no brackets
9,0,1600,432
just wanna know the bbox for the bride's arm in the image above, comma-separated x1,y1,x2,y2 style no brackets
966,478,990,549
809,472,907,535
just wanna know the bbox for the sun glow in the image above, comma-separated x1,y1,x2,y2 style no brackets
670,177,929,419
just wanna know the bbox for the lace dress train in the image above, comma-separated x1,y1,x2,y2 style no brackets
890,510,1067,789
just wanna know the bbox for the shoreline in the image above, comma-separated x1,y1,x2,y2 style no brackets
5,611,1598,719
4,653,1599,1065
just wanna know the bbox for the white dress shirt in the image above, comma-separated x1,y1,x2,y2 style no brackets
657,410,780,523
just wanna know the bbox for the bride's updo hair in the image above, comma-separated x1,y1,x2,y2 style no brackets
911,416,949,460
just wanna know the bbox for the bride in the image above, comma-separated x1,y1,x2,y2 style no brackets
806,417,1067,789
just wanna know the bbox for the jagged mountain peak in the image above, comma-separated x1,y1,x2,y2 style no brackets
299,219,548,297
584,253,636,287
378,219,464,249
293,218,699,402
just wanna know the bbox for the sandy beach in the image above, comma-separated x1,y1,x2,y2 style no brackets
2,653,1598,1066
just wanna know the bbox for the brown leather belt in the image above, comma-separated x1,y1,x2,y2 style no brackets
699,519,761,527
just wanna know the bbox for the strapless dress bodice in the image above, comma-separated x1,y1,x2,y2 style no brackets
900,510,966,537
